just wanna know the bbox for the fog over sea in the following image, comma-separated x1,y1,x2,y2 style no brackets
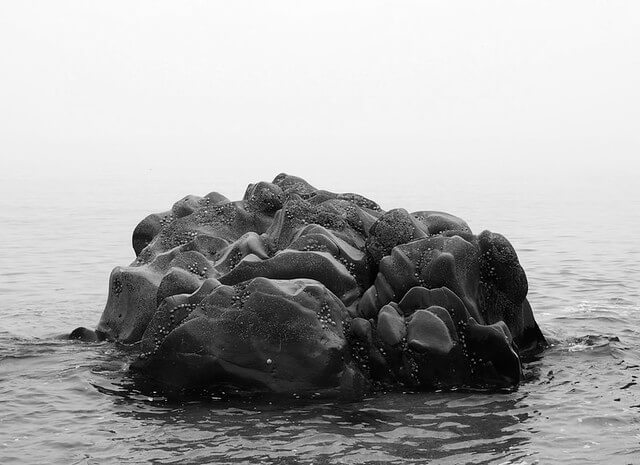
1,2,640,463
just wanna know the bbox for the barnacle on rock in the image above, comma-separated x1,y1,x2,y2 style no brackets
71,174,546,395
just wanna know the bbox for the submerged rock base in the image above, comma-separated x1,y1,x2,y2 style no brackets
72,174,546,395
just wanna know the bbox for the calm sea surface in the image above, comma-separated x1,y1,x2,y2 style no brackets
1,169,639,464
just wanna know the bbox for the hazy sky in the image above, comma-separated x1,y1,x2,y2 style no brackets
1,1,639,197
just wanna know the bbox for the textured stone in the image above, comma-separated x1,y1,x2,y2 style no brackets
135,278,352,393
407,309,454,356
377,304,406,346
72,174,547,395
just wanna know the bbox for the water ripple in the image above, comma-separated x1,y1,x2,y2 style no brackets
2,183,640,463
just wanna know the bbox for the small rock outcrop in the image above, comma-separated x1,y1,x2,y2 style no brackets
72,174,546,395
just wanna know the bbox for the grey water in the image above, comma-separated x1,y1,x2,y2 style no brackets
1,169,639,464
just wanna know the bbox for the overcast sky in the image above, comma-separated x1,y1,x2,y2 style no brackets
1,1,639,197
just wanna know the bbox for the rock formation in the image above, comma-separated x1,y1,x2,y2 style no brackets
71,174,546,395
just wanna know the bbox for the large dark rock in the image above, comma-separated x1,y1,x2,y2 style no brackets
72,174,547,395
134,277,362,394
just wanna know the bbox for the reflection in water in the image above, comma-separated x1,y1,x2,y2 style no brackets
16,308,627,465
1,302,639,463
89,357,534,464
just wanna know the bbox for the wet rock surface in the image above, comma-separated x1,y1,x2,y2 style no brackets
73,174,547,395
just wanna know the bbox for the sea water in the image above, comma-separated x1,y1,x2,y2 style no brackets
1,169,639,464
